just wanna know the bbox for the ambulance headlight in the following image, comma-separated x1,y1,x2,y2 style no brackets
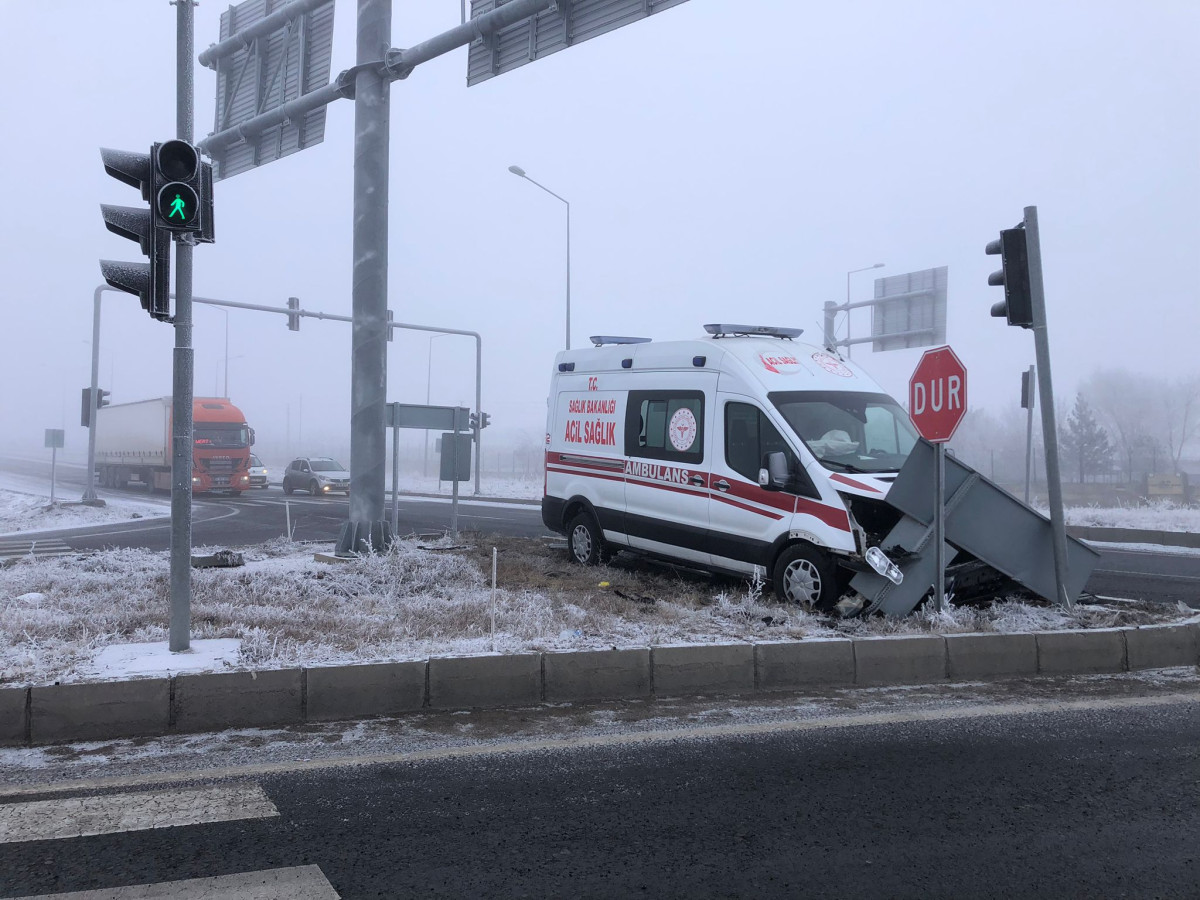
865,547,903,585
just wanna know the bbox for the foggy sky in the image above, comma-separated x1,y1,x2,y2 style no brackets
1,1,1197,467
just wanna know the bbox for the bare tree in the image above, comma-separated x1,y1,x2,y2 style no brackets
1080,369,1156,482
1159,374,1200,472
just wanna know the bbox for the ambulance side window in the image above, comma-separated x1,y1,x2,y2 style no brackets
725,402,817,497
625,390,704,463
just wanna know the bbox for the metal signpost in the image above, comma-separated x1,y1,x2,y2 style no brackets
823,266,947,354
907,346,968,611
386,403,471,535
1022,365,1036,504
44,429,64,504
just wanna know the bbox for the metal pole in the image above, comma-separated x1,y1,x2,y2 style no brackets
393,420,403,540
170,0,197,652
83,286,105,503
450,432,460,535
1025,206,1072,610
223,309,229,397
1024,365,1036,505
565,199,571,351
50,447,57,505
845,270,852,359
344,0,392,553
473,334,482,495
822,301,837,350
934,441,945,612
424,341,433,478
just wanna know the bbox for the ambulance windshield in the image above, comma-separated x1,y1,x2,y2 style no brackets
769,391,918,474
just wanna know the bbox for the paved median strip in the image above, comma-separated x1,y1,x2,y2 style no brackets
1,623,1197,748
0,784,278,844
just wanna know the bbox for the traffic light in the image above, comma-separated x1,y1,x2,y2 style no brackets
480,412,491,429
100,147,171,320
387,309,394,342
986,225,1034,328
469,412,480,430
152,140,205,235
80,388,111,427
287,297,301,331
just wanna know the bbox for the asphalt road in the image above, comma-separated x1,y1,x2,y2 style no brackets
4,454,1199,607
1,675,1198,898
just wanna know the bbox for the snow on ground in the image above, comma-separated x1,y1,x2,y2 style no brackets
1053,501,1200,532
1,536,1195,687
0,476,170,538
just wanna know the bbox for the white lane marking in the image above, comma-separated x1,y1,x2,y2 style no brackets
1092,568,1200,582
10,865,340,899
2,692,1196,801
0,784,278,844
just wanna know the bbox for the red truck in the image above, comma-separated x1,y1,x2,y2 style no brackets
95,396,256,494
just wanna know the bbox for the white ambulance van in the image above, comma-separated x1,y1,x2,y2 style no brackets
542,324,919,608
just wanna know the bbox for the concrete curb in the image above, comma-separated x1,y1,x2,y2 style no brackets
2,623,1197,747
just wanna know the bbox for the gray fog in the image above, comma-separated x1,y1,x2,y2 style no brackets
1,1,1197,470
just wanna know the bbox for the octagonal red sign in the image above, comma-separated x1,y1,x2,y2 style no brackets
908,346,967,443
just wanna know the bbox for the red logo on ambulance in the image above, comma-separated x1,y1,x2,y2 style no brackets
811,352,853,378
758,352,802,375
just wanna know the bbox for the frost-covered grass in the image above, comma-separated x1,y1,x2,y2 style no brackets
1056,500,1200,533
1,534,1194,687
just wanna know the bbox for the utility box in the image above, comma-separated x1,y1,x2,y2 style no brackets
1147,473,1188,502
439,433,473,482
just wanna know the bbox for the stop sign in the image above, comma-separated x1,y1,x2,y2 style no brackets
908,346,967,442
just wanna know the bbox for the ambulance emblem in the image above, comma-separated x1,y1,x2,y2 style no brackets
669,407,698,451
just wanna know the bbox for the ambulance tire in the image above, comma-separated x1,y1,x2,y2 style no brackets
773,543,839,610
567,511,608,566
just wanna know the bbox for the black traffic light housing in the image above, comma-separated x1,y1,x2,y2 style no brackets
287,297,301,331
99,141,214,322
153,140,205,235
469,412,480,430
100,147,171,321
80,388,111,427
986,225,1034,328
480,412,491,429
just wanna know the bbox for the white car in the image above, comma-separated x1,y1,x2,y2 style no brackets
248,454,269,488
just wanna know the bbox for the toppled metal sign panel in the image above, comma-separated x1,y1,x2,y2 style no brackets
203,0,335,180
468,0,692,86
870,266,948,353
851,438,1101,617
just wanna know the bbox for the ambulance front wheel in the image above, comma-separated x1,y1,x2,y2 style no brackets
773,543,839,610
567,512,610,566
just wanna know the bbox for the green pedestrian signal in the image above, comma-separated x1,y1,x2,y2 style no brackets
155,182,199,229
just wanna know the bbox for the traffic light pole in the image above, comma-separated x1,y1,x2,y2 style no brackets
1025,206,1072,611
169,0,198,651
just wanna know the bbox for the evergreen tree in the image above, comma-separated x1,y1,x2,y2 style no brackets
1061,394,1114,482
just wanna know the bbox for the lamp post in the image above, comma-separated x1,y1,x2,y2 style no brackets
508,165,571,350
845,262,885,358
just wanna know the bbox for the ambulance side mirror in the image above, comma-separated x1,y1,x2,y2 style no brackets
758,451,791,491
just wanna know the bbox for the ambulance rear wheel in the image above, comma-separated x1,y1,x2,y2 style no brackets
773,543,838,610
567,512,607,566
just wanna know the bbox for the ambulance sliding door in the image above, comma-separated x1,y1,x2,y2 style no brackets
621,374,715,566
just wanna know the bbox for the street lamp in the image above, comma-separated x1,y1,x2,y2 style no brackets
845,262,885,358
508,165,571,350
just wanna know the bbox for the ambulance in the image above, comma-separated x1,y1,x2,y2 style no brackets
541,324,919,608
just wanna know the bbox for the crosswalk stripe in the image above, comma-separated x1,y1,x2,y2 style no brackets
0,540,73,562
9,864,340,899
0,784,278,844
